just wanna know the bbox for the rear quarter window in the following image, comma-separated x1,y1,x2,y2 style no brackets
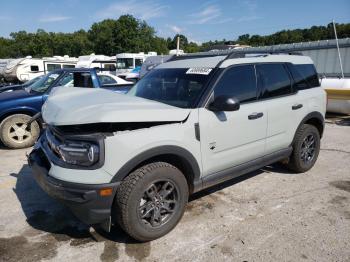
257,64,292,98
289,64,320,90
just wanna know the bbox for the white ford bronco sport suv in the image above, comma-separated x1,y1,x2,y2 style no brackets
29,51,326,241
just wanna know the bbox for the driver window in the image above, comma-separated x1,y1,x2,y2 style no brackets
57,73,74,87
56,72,93,88
214,65,257,104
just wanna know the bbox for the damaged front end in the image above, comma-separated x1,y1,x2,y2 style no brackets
28,126,119,232
29,119,188,232
29,86,193,231
40,116,188,170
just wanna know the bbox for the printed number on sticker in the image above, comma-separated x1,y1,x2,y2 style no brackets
186,68,212,75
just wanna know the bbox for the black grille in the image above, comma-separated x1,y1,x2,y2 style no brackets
37,148,51,170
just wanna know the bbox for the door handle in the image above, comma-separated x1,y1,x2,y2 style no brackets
292,104,303,110
248,112,264,120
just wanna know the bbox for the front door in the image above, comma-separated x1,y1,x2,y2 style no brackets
199,64,267,176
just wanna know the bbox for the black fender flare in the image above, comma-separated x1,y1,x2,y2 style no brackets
291,111,325,146
111,145,201,186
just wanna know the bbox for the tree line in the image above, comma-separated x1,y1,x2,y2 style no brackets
0,15,349,58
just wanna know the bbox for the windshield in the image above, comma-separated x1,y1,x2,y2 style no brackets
128,68,211,108
117,58,133,69
28,72,60,93
23,75,43,87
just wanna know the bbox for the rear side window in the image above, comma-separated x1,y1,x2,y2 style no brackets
292,64,320,89
98,75,117,85
104,64,116,71
30,65,39,72
135,59,143,67
47,64,61,72
257,64,292,98
214,65,257,103
62,64,75,69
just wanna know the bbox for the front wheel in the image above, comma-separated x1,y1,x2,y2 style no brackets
114,162,189,242
287,124,320,173
0,114,40,149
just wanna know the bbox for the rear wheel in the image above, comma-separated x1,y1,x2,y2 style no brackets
287,124,320,173
0,114,40,149
114,162,189,242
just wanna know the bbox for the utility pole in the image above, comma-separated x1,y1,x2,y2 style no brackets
176,36,180,56
333,19,344,78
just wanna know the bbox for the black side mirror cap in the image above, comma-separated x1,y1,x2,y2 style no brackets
208,95,240,112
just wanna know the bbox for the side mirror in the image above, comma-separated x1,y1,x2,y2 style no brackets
208,95,240,112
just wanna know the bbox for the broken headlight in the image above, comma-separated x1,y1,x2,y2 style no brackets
57,141,100,167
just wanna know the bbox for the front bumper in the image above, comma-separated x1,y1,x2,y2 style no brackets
28,147,120,229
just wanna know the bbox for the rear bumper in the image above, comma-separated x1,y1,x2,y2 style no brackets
28,147,120,228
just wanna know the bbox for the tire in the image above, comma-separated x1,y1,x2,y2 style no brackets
114,162,189,242
0,114,40,149
287,124,320,173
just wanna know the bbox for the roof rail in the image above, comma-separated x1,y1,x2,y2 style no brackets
168,49,303,62
227,50,303,58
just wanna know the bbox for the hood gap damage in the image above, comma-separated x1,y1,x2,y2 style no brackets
53,113,190,135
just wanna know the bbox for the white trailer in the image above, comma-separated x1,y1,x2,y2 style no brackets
116,52,157,75
77,54,116,72
3,56,77,83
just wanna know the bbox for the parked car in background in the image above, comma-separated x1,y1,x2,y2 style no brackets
0,68,134,149
96,72,133,92
0,75,44,94
118,66,141,83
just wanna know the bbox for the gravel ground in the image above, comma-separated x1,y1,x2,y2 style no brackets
0,122,349,262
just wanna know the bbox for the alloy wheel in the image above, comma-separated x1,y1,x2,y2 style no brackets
138,180,179,228
300,134,316,164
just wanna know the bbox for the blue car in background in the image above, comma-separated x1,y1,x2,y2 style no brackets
0,75,44,93
0,68,133,149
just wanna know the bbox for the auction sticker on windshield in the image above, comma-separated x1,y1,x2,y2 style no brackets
186,68,212,75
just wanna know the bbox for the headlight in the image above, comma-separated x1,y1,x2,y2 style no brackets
57,141,100,167
45,128,103,168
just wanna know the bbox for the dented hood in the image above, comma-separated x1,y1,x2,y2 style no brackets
42,87,190,126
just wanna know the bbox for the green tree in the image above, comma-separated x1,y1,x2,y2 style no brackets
0,37,13,58
185,42,200,53
151,37,169,55
0,17,350,59
88,19,118,55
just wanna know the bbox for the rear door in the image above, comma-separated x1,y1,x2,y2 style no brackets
199,64,268,176
256,63,297,154
287,63,322,123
